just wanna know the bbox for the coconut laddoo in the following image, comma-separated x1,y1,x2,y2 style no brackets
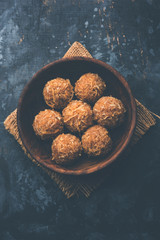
43,78,74,109
51,133,82,165
32,109,63,140
75,73,106,103
82,125,112,157
62,100,93,133
93,96,126,128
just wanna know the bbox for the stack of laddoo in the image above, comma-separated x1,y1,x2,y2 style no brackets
32,73,126,165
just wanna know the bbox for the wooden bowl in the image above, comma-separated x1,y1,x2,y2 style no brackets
17,57,136,175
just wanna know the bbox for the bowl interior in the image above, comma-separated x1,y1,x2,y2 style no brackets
17,57,136,175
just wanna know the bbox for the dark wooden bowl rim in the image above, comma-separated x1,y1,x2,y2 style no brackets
17,57,136,175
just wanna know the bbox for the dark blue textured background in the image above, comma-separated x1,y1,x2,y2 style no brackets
0,0,160,239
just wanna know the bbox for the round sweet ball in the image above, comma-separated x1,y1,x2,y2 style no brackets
43,78,74,109
62,100,93,133
93,96,126,128
75,73,106,103
51,133,82,165
33,109,63,140
82,125,112,156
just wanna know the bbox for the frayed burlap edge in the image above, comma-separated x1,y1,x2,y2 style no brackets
4,42,156,198
63,41,92,58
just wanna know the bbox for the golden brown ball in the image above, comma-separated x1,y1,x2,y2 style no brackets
75,73,106,103
32,109,63,140
82,125,112,156
43,78,74,109
93,96,126,128
51,133,82,165
62,100,93,133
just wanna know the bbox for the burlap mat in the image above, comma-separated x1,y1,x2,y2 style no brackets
4,41,156,198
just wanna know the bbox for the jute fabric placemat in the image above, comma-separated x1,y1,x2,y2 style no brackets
4,41,156,198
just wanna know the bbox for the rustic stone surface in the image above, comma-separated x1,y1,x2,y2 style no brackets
0,0,160,239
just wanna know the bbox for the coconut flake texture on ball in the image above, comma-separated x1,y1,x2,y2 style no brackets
93,96,126,128
82,125,112,157
75,73,106,103
62,100,93,133
43,78,74,109
51,133,82,165
32,109,63,140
